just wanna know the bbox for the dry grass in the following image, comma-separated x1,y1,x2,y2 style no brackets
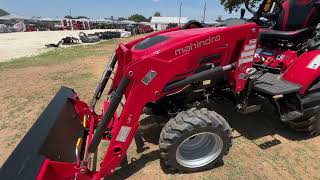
0,35,319,180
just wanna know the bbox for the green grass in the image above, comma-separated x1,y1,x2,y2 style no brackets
0,40,118,70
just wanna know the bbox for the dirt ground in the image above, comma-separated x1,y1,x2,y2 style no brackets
0,35,319,180
0,29,124,62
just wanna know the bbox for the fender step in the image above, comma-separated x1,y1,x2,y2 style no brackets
254,73,302,95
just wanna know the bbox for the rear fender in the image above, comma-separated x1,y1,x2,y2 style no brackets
282,50,320,94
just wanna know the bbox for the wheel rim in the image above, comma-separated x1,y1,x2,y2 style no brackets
176,132,223,168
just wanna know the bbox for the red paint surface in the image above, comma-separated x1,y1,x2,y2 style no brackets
282,50,320,94
282,0,290,31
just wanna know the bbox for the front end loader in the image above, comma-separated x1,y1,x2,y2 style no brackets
1,20,319,179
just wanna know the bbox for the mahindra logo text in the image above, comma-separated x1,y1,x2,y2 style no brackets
175,35,221,56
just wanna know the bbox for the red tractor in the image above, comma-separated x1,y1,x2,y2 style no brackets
1,0,319,179
246,0,320,131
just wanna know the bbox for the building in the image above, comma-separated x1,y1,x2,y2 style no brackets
222,18,248,26
0,9,9,17
62,18,91,30
204,20,221,26
150,16,188,31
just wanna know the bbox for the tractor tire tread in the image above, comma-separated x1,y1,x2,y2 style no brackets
286,92,320,136
159,108,232,172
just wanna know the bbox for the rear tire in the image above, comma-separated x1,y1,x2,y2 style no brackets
286,92,320,136
159,108,232,172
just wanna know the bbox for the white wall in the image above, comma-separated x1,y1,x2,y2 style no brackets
151,23,187,31
151,23,168,31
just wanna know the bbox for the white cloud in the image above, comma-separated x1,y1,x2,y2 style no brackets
152,0,160,2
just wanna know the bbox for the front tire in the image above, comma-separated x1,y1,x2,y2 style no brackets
159,108,232,172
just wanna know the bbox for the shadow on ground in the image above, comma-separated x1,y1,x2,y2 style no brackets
108,150,160,180
210,102,314,142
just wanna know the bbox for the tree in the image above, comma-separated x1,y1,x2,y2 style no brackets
216,15,223,22
128,14,148,22
154,12,161,17
220,0,260,13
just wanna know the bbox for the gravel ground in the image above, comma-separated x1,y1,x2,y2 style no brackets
0,29,123,62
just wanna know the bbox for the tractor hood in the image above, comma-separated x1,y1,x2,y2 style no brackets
113,23,258,90
112,27,225,91
131,27,224,61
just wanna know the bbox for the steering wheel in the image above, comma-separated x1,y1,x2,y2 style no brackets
245,0,282,22
182,20,204,29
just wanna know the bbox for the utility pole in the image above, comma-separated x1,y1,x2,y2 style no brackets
202,1,207,23
68,9,72,17
240,8,245,20
179,1,182,25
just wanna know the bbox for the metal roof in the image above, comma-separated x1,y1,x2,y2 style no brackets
204,20,220,25
151,16,188,24
220,18,247,26
0,14,31,20
38,17,62,21
93,18,113,23
0,9,9,16
117,20,136,24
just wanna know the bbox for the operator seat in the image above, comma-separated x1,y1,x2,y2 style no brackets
260,27,314,41
260,0,320,41
274,0,320,31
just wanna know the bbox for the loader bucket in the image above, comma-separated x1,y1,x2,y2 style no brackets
0,86,84,180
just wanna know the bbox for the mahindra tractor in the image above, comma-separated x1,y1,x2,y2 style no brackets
1,0,320,179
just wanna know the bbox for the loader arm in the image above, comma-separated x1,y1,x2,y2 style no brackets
92,23,259,177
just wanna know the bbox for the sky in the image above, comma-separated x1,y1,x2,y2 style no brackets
0,0,240,21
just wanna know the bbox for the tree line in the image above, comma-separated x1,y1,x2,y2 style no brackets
64,0,251,22
122,0,252,22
